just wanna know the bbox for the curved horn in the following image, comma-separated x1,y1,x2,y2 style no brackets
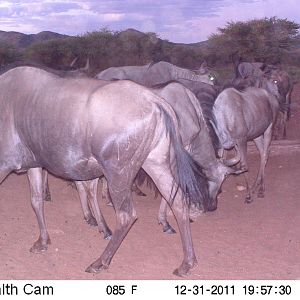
70,57,78,67
198,60,208,74
80,58,90,71
222,152,240,166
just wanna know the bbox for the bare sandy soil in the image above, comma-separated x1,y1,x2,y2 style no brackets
0,84,299,280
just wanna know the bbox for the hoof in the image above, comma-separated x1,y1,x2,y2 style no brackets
30,240,50,254
173,263,195,277
207,203,218,212
257,190,265,198
30,245,48,253
85,265,102,274
85,216,98,227
245,195,253,204
163,226,176,234
137,192,146,197
104,234,112,240
85,261,108,274
103,230,113,240
43,193,52,202
159,221,176,234
173,268,190,277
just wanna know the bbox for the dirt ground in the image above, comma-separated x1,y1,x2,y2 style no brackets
0,85,299,280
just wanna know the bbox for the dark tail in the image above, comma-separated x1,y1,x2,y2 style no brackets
158,106,210,212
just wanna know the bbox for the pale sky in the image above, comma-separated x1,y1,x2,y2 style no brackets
0,0,299,43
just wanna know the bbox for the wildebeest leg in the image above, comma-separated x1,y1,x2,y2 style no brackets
107,174,172,233
273,112,284,140
101,177,113,206
252,136,264,195
282,111,289,139
283,89,292,139
85,183,137,273
102,177,145,208
171,192,197,276
75,181,98,226
143,163,197,277
42,169,51,201
75,180,112,239
158,198,176,234
27,167,51,253
85,179,112,239
235,140,252,203
253,124,272,198
102,177,145,204
158,199,203,234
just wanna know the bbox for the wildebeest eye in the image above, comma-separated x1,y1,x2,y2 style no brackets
273,80,278,84
209,75,215,81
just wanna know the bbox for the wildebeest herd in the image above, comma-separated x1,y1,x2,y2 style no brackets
0,59,293,276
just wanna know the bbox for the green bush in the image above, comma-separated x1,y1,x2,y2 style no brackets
0,42,23,65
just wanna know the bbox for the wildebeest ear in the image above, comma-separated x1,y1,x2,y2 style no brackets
237,62,254,79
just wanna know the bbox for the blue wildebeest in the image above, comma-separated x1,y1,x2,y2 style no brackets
234,62,293,140
235,62,265,80
0,66,214,276
95,61,217,86
79,81,240,235
211,70,285,203
266,68,293,139
1,61,146,226
0,58,90,79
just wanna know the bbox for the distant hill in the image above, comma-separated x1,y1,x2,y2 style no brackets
0,28,209,50
0,30,69,48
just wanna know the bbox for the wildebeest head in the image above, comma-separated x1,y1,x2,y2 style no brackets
232,62,268,88
233,62,289,111
194,61,218,85
266,67,292,94
259,68,285,102
204,155,243,212
237,62,266,79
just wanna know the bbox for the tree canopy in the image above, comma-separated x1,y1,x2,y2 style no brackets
208,17,300,64
23,27,205,74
